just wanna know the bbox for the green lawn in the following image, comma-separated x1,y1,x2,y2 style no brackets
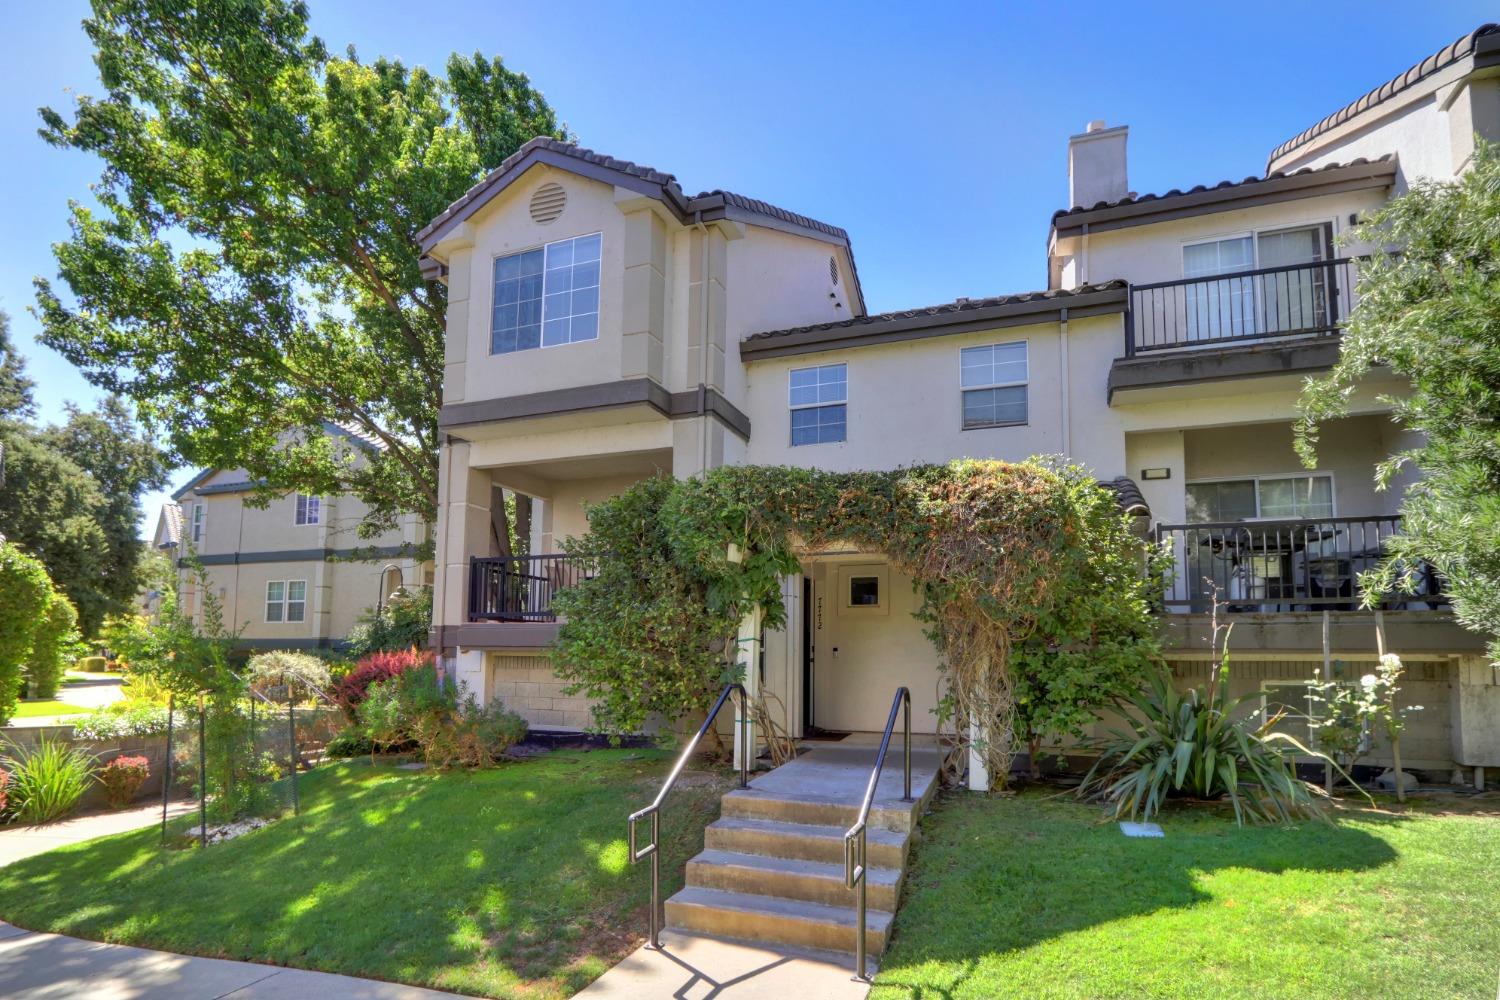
873,790,1500,1000
11,700,90,719
0,750,730,999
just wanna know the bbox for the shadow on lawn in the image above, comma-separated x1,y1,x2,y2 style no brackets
879,792,1404,982
0,752,724,1000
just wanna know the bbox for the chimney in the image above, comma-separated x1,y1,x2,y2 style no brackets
1068,120,1129,210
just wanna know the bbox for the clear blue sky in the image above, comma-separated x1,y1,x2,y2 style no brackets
3,1,1493,535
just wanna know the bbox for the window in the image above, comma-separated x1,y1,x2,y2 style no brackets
190,503,204,544
1186,474,1335,522
1183,224,1332,341
266,580,307,624
849,576,880,606
789,363,847,445
960,342,1028,429
294,494,321,526
490,232,601,354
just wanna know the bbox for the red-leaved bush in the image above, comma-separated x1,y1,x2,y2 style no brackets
333,648,435,721
101,755,150,809
0,766,9,815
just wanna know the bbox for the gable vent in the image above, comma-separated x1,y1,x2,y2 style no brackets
828,255,839,286
529,182,567,224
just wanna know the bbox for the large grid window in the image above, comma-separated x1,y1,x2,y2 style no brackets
961,342,1028,429
265,580,307,623
490,233,601,355
789,363,847,445
294,494,320,526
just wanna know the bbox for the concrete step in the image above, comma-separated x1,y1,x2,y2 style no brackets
686,848,903,910
721,787,922,833
664,886,893,956
704,816,907,868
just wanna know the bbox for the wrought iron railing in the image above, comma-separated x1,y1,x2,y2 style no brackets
1153,515,1446,612
844,686,912,981
467,553,596,622
1126,257,1358,355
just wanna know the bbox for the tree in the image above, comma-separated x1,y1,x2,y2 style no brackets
36,0,568,536
0,542,55,726
25,590,82,701
0,311,36,421
1297,142,1500,656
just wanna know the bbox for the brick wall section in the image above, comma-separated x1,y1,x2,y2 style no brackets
488,652,595,730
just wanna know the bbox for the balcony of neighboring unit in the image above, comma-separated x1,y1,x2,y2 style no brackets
1110,258,1358,402
467,553,596,624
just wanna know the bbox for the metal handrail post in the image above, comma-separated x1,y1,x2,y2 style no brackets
844,686,913,981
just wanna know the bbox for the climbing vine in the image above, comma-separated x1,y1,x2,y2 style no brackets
554,459,1165,784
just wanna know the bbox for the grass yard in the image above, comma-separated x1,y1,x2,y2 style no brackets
0,749,730,999
873,790,1500,1000
11,700,90,719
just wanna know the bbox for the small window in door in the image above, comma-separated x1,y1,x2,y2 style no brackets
849,576,880,606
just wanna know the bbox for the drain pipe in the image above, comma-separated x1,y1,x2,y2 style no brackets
694,212,713,475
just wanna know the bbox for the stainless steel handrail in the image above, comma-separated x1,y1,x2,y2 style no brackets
843,686,912,981
628,683,752,950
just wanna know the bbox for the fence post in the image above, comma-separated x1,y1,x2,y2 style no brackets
198,694,207,849
160,693,175,846
288,687,299,817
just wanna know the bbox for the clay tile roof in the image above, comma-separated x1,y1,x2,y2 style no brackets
742,280,1126,346
159,502,182,548
1051,154,1396,223
1268,23,1500,168
1099,476,1150,518
690,189,850,242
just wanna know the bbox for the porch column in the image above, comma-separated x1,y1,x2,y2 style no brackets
431,440,491,659
734,604,763,773
968,715,991,792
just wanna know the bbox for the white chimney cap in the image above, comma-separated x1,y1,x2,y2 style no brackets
1086,119,1108,133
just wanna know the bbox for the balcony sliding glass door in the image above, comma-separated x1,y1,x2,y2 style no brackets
1181,224,1333,344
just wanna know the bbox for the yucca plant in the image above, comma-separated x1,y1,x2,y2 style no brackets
3,737,97,824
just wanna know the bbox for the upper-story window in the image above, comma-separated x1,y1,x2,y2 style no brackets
960,342,1028,429
789,363,847,445
491,233,602,355
189,502,204,544
294,494,321,526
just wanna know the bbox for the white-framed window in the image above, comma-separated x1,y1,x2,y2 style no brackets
490,232,601,354
294,494,321,526
1186,474,1335,522
960,341,1028,429
189,503,204,544
1182,223,1333,341
265,580,307,624
789,363,847,445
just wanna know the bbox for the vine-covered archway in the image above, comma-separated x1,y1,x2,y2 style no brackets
554,458,1164,785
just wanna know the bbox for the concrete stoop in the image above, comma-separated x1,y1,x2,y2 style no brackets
663,740,942,961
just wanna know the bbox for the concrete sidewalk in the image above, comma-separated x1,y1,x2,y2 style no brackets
0,923,474,999
0,800,196,868
573,930,871,999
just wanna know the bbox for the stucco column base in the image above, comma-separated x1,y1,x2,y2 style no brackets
454,649,487,703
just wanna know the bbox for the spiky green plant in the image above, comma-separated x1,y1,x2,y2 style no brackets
3,737,96,824
1082,658,1335,826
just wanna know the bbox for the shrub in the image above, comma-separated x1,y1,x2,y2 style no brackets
246,651,332,700
358,678,408,764
100,754,150,809
3,737,96,824
333,648,433,721
452,697,528,768
25,590,81,701
344,588,432,659
0,542,55,726
325,726,373,759
0,767,8,815
78,656,108,674
70,703,171,741
1082,661,1330,826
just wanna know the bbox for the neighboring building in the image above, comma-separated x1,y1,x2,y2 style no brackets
159,425,429,652
421,25,1500,782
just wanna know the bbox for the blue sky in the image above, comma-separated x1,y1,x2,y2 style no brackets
3,1,1493,535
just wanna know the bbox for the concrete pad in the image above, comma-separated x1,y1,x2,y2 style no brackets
750,742,943,810
0,925,474,999
0,801,196,868
573,930,871,1000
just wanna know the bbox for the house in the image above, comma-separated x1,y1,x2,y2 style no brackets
421,24,1500,784
160,424,429,652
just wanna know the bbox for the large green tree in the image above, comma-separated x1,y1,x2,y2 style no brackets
35,0,568,534
1297,142,1500,655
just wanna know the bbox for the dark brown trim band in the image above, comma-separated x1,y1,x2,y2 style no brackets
1107,338,1342,402
738,286,1127,362
432,622,560,650
1052,158,1397,239
438,377,752,441
182,544,414,567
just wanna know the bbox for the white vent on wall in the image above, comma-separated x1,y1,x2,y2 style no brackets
529,182,567,224
828,255,840,286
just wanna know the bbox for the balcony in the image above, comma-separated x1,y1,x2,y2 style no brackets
1153,515,1446,614
468,554,596,623
1126,257,1358,356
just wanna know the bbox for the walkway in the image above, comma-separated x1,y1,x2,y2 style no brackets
0,923,474,999
0,800,195,868
572,930,871,999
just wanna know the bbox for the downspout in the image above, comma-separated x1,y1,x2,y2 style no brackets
1058,307,1071,459
694,211,712,475
1079,222,1090,285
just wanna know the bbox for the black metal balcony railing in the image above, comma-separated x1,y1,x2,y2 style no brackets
468,554,597,622
1126,258,1359,356
1153,515,1446,613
